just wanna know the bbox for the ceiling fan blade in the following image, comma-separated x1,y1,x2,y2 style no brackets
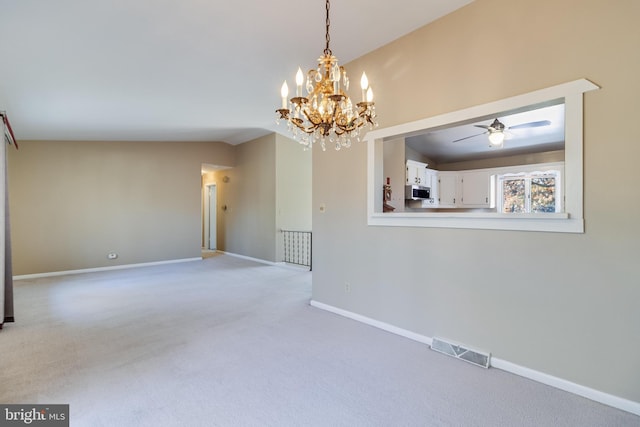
508,120,551,130
452,132,486,143
474,124,490,129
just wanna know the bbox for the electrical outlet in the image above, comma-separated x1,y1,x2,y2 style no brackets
345,282,351,292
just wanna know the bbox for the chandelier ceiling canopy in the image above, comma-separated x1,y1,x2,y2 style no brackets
276,0,378,151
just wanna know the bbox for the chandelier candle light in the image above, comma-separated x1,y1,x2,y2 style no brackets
276,0,377,151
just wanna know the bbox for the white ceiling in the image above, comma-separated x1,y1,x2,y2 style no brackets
405,102,566,164
0,0,473,145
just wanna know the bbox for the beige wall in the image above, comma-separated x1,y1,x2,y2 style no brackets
275,133,312,261
214,132,312,263
437,149,565,171
312,0,640,403
8,140,234,275
8,133,310,274
382,138,406,212
217,134,277,261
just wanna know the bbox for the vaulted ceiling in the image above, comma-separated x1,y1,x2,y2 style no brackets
0,0,473,144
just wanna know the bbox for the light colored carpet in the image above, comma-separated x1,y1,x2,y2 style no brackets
0,255,637,427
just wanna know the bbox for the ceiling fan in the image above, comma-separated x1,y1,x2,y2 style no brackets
452,118,552,146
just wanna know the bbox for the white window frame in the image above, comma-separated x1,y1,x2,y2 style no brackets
497,169,563,214
366,79,599,233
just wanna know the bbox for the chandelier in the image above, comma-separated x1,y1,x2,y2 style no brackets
276,0,377,151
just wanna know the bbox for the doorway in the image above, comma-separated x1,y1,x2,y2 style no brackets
204,184,217,251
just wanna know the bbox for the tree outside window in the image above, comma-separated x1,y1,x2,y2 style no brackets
499,172,560,214
502,178,526,213
531,177,556,212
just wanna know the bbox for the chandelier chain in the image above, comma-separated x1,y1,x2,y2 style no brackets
324,0,331,55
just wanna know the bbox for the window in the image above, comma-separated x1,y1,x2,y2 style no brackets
498,171,561,214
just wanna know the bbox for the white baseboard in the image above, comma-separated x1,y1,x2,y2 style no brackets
309,299,640,417
215,252,311,271
310,300,432,345
14,253,308,280
218,251,278,266
489,358,640,416
13,257,202,280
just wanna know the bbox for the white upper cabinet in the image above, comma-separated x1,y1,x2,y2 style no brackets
438,172,458,207
460,170,491,207
406,160,429,186
423,168,439,206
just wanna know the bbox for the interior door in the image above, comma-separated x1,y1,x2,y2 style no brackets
208,185,217,250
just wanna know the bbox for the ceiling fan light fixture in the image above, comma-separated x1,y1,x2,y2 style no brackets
488,131,505,147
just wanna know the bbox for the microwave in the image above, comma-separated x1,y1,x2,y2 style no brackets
405,185,431,200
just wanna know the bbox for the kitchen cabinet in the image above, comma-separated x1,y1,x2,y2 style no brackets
422,168,439,206
438,172,458,207
403,162,560,212
406,160,429,186
423,168,438,190
460,170,491,207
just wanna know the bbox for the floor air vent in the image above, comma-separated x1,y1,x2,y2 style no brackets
431,337,491,369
